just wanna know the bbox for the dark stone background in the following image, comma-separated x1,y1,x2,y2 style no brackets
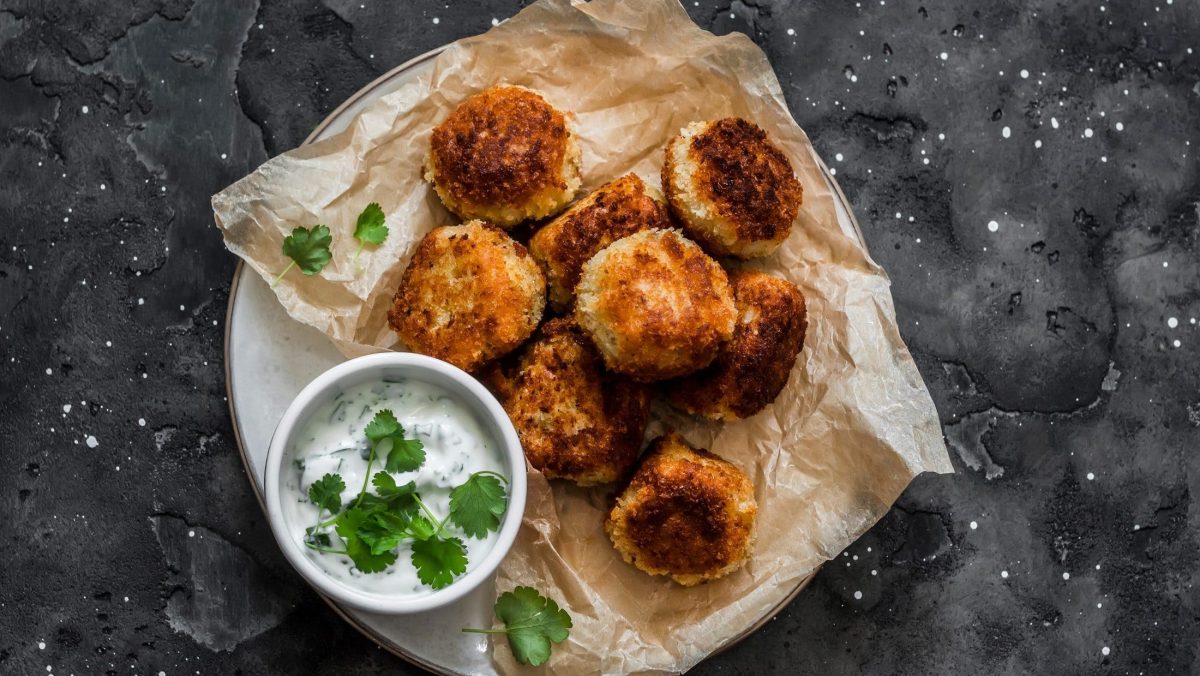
2,0,1198,673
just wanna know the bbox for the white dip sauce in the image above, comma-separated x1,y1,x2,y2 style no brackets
282,377,505,597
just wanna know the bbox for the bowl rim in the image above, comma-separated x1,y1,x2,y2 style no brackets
263,351,527,614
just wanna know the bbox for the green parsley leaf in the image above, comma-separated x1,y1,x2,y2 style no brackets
273,225,332,286
494,587,573,666
353,202,388,246
335,507,398,573
363,409,426,472
411,536,467,590
357,511,411,556
448,472,508,539
307,473,345,514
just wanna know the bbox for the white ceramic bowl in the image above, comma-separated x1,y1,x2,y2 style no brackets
263,352,527,614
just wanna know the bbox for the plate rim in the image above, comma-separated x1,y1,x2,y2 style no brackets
222,42,863,675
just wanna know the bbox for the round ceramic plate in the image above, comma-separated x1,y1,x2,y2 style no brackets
224,46,867,675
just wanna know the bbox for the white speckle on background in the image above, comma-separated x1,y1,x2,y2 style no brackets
1173,339,1182,348
1020,69,1029,78
1084,128,1094,138
138,298,145,305
853,590,863,600
970,521,978,530
1051,117,1060,129
871,569,877,575
38,641,45,650
221,153,228,160
939,52,948,60
1168,317,1179,328
1102,646,1110,656
85,435,98,448
432,16,439,24
45,368,52,375
835,152,844,161
1115,122,1124,131
787,28,795,36
63,404,71,413
82,105,89,114
1087,472,1095,480
1002,125,1011,138
1035,139,1043,148
988,220,999,232
138,418,146,427
1001,570,1009,578
188,530,196,537
491,17,499,26
1063,571,1070,580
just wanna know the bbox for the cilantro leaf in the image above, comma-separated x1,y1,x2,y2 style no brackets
462,587,572,666
494,587,573,666
364,409,426,472
371,472,416,497
353,202,388,246
364,409,400,442
274,225,332,286
448,472,508,539
335,507,397,573
357,511,412,556
407,514,436,541
385,438,425,473
411,536,467,590
307,473,345,514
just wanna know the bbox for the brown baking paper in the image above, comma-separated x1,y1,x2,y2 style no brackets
212,0,953,672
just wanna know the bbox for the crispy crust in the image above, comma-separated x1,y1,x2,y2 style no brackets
575,229,736,382
493,318,652,486
529,174,672,311
605,432,757,586
663,118,803,258
665,270,808,420
426,85,581,227
387,220,545,372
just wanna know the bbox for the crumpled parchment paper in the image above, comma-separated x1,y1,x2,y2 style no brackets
212,0,953,673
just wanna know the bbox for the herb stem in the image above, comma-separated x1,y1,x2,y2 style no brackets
461,628,508,635
414,494,446,535
271,260,296,287
351,242,364,267
353,439,383,509
304,541,347,555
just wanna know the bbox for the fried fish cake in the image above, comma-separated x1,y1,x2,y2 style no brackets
575,229,736,382
387,220,545,372
425,85,582,227
666,270,807,420
605,432,757,586
528,174,672,311
494,318,652,486
662,117,803,259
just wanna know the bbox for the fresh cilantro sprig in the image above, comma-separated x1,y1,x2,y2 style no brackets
301,409,507,591
463,587,573,666
273,224,332,287
448,471,508,539
350,202,388,265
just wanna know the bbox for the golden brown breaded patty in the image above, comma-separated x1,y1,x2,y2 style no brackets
666,270,807,420
575,229,736,382
494,318,652,486
528,174,672,311
425,85,582,227
663,118,803,259
387,220,545,372
605,432,757,586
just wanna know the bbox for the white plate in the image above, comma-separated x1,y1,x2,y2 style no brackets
223,46,867,675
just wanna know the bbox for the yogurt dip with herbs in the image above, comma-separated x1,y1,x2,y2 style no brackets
282,377,510,597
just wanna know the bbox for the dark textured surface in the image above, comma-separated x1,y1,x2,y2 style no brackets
2,0,1198,674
